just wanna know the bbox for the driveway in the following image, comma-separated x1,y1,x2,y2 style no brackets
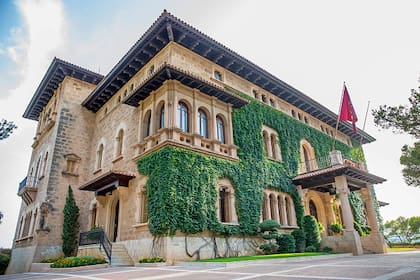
1,251,419,280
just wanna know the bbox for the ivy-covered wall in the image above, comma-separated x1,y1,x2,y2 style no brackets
137,87,375,237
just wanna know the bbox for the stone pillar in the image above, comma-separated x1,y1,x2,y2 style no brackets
227,104,233,145
135,191,142,224
229,192,238,223
28,210,35,237
360,185,387,253
138,101,144,142
264,193,271,220
192,90,198,134
280,195,288,226
335,175,363,255
272,196,280,224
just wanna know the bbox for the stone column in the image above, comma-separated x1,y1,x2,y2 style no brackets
227,104,233,145
360,185,387,253
135,191,142,224
192,90,198,134
138,101,144,142
335,175,363,255
280,195,288,226
28,210,35,236
272,196,280,224
151,91,156,135
229,191,238,223
296,185,308,215
264,193,271,220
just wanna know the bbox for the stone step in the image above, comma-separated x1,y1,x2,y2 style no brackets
111,242,133,266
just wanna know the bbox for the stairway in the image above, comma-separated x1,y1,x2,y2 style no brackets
111,243,134,266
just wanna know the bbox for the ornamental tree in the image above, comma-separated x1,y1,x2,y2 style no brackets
384,216,420,244
62,186,80,257
0,119,17,140
302,215,321,250
372,84,419,187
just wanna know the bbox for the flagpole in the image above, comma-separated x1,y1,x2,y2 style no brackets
331,82,346,151
359,100,370,146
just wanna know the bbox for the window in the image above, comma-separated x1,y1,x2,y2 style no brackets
304,116,308,124
300,140,316,172
136,187,148,224
218,183,237,223
214,70,223,81
253,90,259,99
261,94,267,103
216,116,225,144
130,84,134,92
123,89,127,97
159,105,165,129
198,109,208,138
96,144,104,170
271,134,278,160
262,125,281,161
177,102,189,132
64,153,81,175
262,131,269,157
116,129,124,157
34,157,41,182
270,99,275,107
298,113,302,121
42,152,48,177
291,110,296,118
144,110,152,137
262,190,296,227
321,126,324,132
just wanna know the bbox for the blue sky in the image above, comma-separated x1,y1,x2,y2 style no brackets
0,0,419,248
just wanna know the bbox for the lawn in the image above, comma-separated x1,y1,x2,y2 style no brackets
196,252,330,262
388,247,419,252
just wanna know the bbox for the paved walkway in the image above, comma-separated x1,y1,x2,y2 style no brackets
1,251,419,280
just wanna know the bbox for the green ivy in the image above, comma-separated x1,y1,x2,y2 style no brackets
137,87,379,236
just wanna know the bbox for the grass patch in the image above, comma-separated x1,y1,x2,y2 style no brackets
388,247,419,252
196,252,330,262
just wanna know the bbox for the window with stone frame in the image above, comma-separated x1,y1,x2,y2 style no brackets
217,179,237,224
136,187,148,224
96,144,104,170
262,125,281,161
197,108,208,138
177,101,189,133
116,129,124,157
63,153,81,176
214,70,223,81
262,190,296,227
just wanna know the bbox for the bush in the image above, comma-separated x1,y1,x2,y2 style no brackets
354,222,364,236
322,246,333,253
41,257,62,263
139,256,165,263
277,234,296,253
259,243,279,254
50,256,106,268
0,253,10,275
62,186,80,257
291,229,306,252
329,223,343,233
303,215,321,250
259,220,280,232
305,245,317,252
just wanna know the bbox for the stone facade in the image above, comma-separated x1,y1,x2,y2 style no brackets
8,12,386,274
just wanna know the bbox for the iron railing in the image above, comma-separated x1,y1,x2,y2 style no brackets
79,228,112,263
18,176,39,193
299,154,366,173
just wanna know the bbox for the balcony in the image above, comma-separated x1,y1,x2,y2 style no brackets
18,176,38,205
298,150,366,174
293,151,385,193
134,127,238,161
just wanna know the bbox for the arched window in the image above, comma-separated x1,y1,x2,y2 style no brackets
303,145,312,171
144,110,152,137
262,131,269,157
178,102,189,132
96,144,104,170
262,190,296,227
271,134,278,160
116,129,124,157
159,105,165,129
269,194,277,222
42,152,48,177
309,199,318,221
198,109,208,138
216,116,225,143
217,179,237,223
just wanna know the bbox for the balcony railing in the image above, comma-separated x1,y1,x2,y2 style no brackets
298,151,366,174
18,176,39,205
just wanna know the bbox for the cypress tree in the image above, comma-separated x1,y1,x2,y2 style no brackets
62,186,80,257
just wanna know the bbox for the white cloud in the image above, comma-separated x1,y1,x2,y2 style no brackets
0,0,66,248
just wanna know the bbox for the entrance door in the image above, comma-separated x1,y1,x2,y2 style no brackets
113,200,119,242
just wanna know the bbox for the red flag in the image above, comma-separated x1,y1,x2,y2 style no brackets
339,85,358,132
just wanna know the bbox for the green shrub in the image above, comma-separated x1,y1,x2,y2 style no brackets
291,229,306,252
322,246,333,253
303,215,321,250
276,234,296,253
0,253,10,275
329,223,343,233
354,222,364,236
50,256,106,268
259,243,279,254
41,257,62,263
305,245,317,252
259,220,280,232
139,256,165,263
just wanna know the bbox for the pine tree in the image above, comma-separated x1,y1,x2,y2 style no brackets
62,186,80,257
